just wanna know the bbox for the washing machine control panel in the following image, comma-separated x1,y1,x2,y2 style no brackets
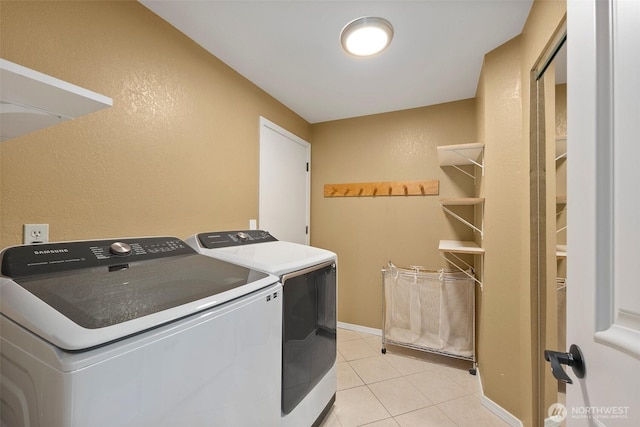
1,237,194,278
197,230,278,249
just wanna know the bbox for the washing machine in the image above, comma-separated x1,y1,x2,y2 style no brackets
0,236,282,427
185,230,337,427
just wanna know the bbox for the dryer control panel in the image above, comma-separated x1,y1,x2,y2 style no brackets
197,230,278,249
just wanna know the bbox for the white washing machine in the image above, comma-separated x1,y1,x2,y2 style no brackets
0,236,282,427
185,230,337,427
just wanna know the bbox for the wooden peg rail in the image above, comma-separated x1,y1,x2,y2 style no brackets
324,180,439,198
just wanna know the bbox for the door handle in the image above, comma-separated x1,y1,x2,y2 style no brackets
544,344,586,384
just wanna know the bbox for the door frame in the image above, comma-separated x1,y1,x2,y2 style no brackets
529,16,567,426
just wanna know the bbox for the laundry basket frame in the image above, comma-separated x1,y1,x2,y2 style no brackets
381,264,477,373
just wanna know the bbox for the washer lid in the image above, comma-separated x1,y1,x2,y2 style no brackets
0,237,275,350
188,231,336,276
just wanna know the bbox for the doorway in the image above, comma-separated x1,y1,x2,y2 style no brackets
530,17,567,425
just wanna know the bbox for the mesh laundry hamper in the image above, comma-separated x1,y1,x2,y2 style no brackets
382,262,475,361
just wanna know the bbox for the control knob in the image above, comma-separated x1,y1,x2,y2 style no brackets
236,232,248,242
110,242,132,256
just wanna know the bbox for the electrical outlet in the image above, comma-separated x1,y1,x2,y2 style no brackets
23,224,49,244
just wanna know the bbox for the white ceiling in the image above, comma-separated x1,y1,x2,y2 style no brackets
140,1,533,124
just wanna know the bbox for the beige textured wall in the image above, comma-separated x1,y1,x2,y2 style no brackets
475,35,530,423
310,101,476,329
0,1,310,247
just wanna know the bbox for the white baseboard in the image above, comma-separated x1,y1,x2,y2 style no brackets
338,323,523,426
337,321,381,336
476,368,524,427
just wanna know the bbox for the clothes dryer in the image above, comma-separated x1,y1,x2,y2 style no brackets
186,230,337,427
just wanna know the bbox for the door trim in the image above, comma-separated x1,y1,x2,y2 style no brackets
529,16,567,426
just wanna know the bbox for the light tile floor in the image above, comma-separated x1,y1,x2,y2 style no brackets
320,328,510,427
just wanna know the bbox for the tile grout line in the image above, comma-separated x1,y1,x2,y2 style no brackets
334,331,507,427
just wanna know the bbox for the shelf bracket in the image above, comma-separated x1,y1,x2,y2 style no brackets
440,205,484,238
448,147,485,178
439,251,483,291
450,164,477,181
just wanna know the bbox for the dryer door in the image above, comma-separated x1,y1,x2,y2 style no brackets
281,260,336,414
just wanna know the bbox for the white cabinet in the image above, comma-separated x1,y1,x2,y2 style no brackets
0,58,112,142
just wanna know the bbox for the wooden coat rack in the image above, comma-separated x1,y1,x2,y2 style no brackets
324,180,439,197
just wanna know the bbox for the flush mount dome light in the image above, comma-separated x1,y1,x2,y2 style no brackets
340,17,394,57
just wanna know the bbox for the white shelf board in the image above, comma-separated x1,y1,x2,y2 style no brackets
438,240,485,255
440,197,485,206
437,142,484,166
1,58,112,141
556,245,567,258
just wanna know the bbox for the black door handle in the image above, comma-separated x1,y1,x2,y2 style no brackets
544,344,586,384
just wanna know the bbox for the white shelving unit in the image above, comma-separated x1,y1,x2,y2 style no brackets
556,135,567,258
0,58,112,142
437,143,485,289
437,142,485,179
556,136,567,310
432,143,485,371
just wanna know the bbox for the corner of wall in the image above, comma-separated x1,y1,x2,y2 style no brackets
475,33,533,425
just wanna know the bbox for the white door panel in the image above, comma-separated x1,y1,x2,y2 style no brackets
259,117,310,245
566,0,640,425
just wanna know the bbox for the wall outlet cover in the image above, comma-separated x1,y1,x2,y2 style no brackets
23,224,49,244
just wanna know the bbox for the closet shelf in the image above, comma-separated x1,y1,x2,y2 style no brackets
556,245,567,258
437,142,484,179
438,240,484,255
439,197,485,206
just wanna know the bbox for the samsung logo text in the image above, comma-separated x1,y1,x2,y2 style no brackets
34,249,69,255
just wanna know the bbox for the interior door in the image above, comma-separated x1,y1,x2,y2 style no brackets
259,117,310,245
564,0,640,425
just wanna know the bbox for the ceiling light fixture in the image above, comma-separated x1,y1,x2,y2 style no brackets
340,17,394,57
